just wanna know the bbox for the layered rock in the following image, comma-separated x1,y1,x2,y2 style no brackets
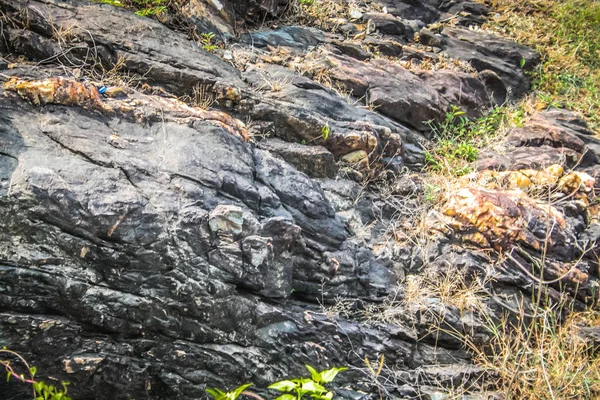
0,0,597,399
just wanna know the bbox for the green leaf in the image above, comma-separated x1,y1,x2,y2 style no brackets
274,395,296,400
233,383,253,398
311,393,333,400
6,371,11,382
269,380,298,392
319,366,347,383
300,380,327,394
520,58,526,68
305,364,321,383
30,366,37,377
293,377,311,385
321,123,330,141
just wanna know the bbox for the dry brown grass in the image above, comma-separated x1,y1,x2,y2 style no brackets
459,308,600,400
191,82,216,109
404,263,491,314
283,0,349,32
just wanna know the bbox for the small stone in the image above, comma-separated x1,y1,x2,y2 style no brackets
208,205,244,236
341,150,369,169
348,8,363,20
222,50,233,60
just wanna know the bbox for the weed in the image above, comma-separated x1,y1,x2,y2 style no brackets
206,383,253,400
269,365,347,400
1,348,72,400
207,365,347,400
424,105,506,176
190,83,216,110
95,0,166,17
199,32,218,52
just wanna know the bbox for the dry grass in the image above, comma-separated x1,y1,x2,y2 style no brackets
458,308,600,400
190,83,216,109
404,264,491,314
283,0,349,32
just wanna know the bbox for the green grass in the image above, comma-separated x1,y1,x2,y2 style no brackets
94,0,167,17
484,0,600,132
424,105,506,176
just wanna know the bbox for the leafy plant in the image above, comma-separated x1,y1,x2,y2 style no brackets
1,348,72,400
95,0,166,17
268,365,347,400
206,383,253,400
200,32,218,52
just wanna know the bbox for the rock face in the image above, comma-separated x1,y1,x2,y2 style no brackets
0,0,597,399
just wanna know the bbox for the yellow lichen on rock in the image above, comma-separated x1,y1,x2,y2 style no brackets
3,76,250,141
4,77,113,113
463,164,568,192
441,188,566,251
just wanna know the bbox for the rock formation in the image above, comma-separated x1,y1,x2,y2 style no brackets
0,0,598,399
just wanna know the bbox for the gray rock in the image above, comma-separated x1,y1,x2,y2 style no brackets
239,26,324,49
257,138,338,178
1,0,245,99
440,27,540,98
365,12,408,37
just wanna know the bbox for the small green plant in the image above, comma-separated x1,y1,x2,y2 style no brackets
321,123,330,141
200,32,218,52
298,0,315,5
268,365,347,400
95,0,166,17
207,365,347,400
206,383,253,400
424,183,440,203
1,348,72,400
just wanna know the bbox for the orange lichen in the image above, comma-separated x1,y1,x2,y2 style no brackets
4,76,249,141
4,77,113,113
442,188,566,251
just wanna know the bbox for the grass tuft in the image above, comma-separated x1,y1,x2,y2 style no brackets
424,105,508,176
460,308,600,399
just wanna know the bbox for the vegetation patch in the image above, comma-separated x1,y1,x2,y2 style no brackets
454,307,600,399
94,0,167,17
482,0,600,132
424,105,508,176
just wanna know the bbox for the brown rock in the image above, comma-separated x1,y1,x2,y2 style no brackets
508,118,587,153
328,54,446,130
442,188,570,252
4,76,112,113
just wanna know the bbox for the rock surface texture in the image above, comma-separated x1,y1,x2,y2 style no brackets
0,0,598,399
